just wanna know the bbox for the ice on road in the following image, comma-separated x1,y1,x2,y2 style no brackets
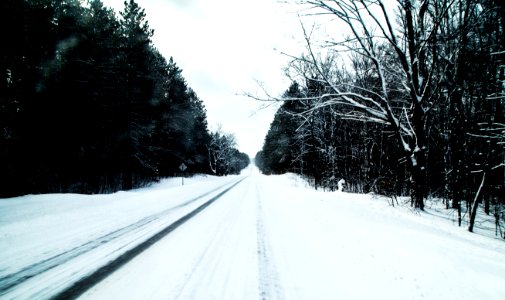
1,165,505,299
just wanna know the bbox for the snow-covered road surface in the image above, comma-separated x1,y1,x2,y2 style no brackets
1,166,505,299
0,175,244,299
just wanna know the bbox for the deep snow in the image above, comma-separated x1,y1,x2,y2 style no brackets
1,165,505,299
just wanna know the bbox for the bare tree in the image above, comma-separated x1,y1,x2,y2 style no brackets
208,126,237,176
277,0,460,209
439,0,505,229
467,121,505,232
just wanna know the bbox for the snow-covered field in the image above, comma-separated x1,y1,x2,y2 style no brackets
1,165,504,299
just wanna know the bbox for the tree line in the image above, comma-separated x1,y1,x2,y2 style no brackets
0,0,249,197
256,0,504,236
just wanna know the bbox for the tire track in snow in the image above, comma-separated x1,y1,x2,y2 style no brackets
256,184,284,300
50,177,246,300
0,177,245,298
172,180,249,300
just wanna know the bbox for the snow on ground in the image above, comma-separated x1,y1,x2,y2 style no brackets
1,165,505,299
257,173,505,299
0,174,243,299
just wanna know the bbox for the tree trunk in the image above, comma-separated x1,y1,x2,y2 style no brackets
409,98,427,210
484,193,490,215
450,91,464,226
409,147,426,210
469,172,486,233
123,170,133,190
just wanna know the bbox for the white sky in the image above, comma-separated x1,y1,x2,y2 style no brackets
101,0,302,157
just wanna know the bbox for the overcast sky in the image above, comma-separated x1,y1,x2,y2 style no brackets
101,0,302,157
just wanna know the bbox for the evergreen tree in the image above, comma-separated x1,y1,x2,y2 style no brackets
0,0,218,197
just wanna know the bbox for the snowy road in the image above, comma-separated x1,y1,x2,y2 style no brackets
81,170,282,300
0,175,245,299
2,166,505,299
